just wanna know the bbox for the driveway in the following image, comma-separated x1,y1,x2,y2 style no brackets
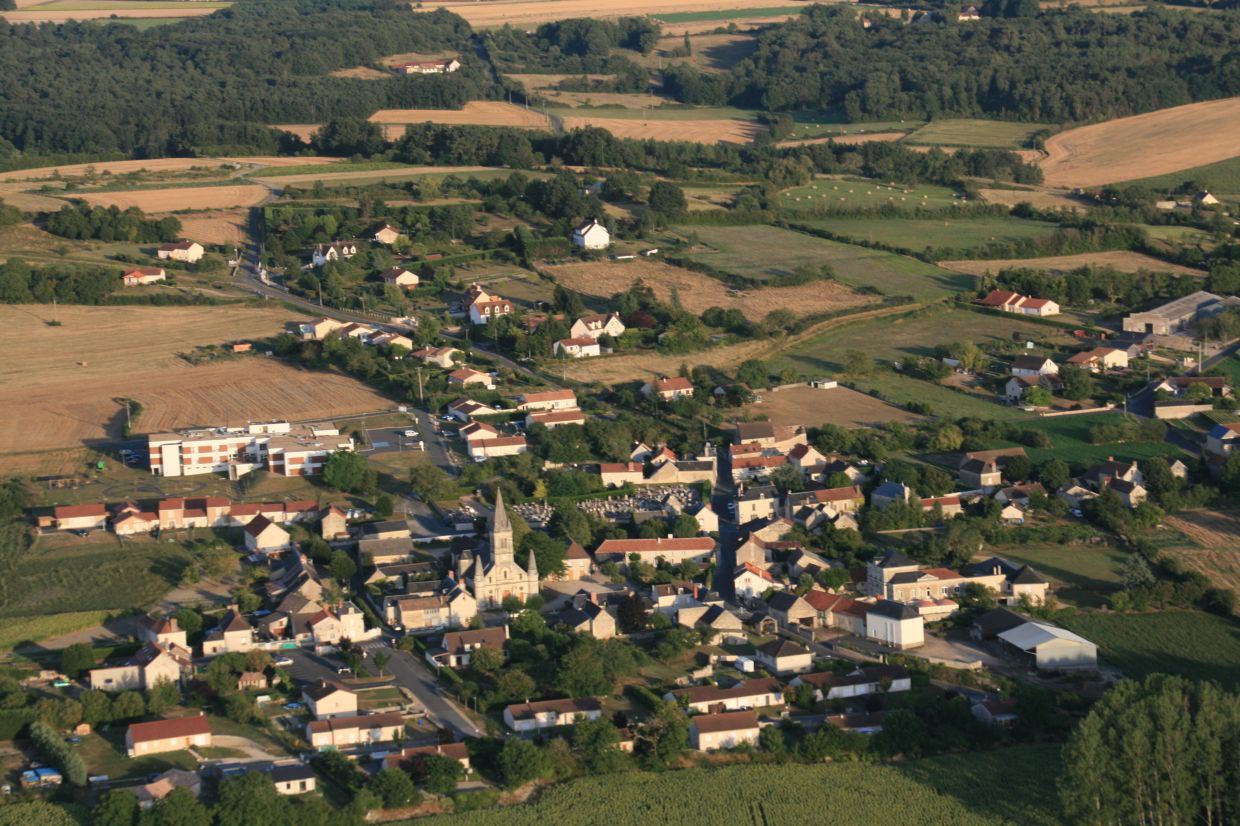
201,735,284,763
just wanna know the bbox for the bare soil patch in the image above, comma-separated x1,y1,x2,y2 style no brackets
164,209,247,246
1164,511,1240,611
544,260,873,321
939,251,1205,277
0,305,391,454
77,184,269,211
424,0,810,27
1040,97,1240,188
559,116,763,145
369,102,551,131
745,384,923,428
330,66,392,80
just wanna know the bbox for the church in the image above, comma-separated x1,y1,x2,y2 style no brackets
466,489,539,609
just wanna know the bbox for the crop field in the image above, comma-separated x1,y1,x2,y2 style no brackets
77,183,269,211
368,102,552,135
745,384,923,428
0,534,191,623
419,746,1062,826
0,156,333,185
1163,511,1240,610
1040,97,1240,188
3,0,229,22
330,66,391,80
253,165,501,187
675,225,974,300
1058,610,1240,687
778,132,908,148
563,337,774,385
795,216,1059,254
427,0,810,28
0,305,393,457
903,119,1051,149
978,411,1186,466
979,187,1085,211
545,259,873,321
558,115,764,145
0,610,113,652
167,208,248,246
939,250,1206,277
977,544,1124,608
779,178,961,210
1122,155,1240,197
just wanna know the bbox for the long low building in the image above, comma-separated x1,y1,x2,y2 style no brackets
126,714,212,758
503,697,602,733
664,678,784,714
593,537,717,566
148,421,353,478
59,497,321,536
306,712,405,750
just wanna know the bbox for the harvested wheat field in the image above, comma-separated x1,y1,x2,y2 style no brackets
560,116,764,145
545,260,873,321
78,185,269,212
369,102,551,132
1164,511,1240,610
330,66,392,80
745,384,923,428
1040,97,1240,187
165,209,247,246
939,251,1205,277
979,188,1083,211
0,184,67,212
426,0,807,27
0,156,332,184
0,305,391,455
3,4,226,23
777,132,906,148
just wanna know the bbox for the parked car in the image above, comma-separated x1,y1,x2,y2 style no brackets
404,429,418,438
283,702,303,711
274,657,294,667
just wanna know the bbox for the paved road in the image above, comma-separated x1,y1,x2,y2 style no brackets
712,452,738,602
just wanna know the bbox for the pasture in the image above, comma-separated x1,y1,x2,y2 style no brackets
1040,97,1240,188
545,259,873,321
977,544,1124,608
1058,609,1240,687
903,119,1051,149
794,216,1059,254
1123,155,1240,197
938,250,1206,277
428,0,808,28
990,411,1186,465
674,225,974,300
779,178,960,211
745,384,924,428
420,746,1062,826
0,305,393,457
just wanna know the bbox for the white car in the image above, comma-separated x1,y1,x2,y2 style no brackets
274,657,294,667
403,429,418,438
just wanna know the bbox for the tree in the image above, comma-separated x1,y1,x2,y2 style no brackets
467,645,503,675
214,772,291,826
147,678,180,714
371,767,418,809
323,451,372,493
498,738,551,787
1120,553,1156,590
374,494,394,518
1036,458,1071,490
618,593,649,633
423,754,464,795
330,550,357,584
0,802,78,826
111,691,144,721
517,531,566,578
373,651,391,676
148,787,211,826
843,350,873,376
574,718,629,774
90,790,139,826
1060,365,1093,401
60,643,95,679
1002,455,1032,483
1026,386,1052,407
670,513,700,538
647,181,687,218
735,359,769,389
496,669,537,703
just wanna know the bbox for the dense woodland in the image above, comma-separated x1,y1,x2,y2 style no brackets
670,6,1240,122
0,0,490,157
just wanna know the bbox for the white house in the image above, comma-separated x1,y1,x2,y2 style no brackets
121,267,167,286
733,562,780,601
572,219,610,250
156,241,204,263
1011,356,1059,378
380,267,418,288
790,665,911,701
554,337,601,358
311,242,358,267
570,313,626,341
373,224,403,245
865,600,925,649
689,711,760,751
503,697,602,733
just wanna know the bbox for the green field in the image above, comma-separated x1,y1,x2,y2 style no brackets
243,160,406,178
981,544,1124,608
0,536,191,621
780,178,960,211
674,224,973,300
1058,610,1240,687
1018,413,1185,465
903,119,1052,149
1121,156,1240,197
785,114,922,141
19,0,230,8
654,5,803,23
0,611,113,651
794,216,1059,254
417,746,1062,825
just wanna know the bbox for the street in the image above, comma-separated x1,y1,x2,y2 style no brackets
712,451,738,601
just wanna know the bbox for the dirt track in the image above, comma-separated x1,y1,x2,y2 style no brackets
1040,97,1240,187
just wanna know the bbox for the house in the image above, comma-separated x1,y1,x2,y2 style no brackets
503,697,602,733
448,367,494,389
460,421,498,442
978,290,1026,312
202,607,254,656
677,603,743,635
467,435,528,461
790,665,911,701
1194,190,1220,207
599,462,644,488
562,541,593,580
121,267,167,286
784,486,865,516
300,317,348,341
126,714,212,757
1123,291,1240,336
383,742,470,774
1083,458,1143,491
734,422,808,453
466,285,513,325
689,710,760,751
447,399,498,422
958,4,981,19
964,557,1050,605
753,638,813,675
733,562,780,601
306,712,405,751
765,592,815,629
997,621,1097,669
380,266,418,288
237,671,269,691
269,764,318,795
684,503,718,534
666,677,783,715
412,346,461,369
571,219,610,250
787,443,828,477
593,537,716,567
1205,422,1240,458
1067,347,1128,372
387,586,477,632
553,337,601,358
132,769,200,809
320,505,349,540
516,389,578,411
730,453,789,483
825,711,886,734
1109,478,1148,508
865,600,924,649
526,409,586,429
959,456,1002,489
570,312,626,341
1005,373,1061,403
1011,355,1059,378
426,626,508,669
311,242,358,267
244,515,292,556
870,481,911,508
89,642,189,693
53,503,109,532
736,484,780,524
391,57,461,75
1020,297,1060,317
972,699,1018,726
787,548,833,580
156,241,204,263
554,592,616,639
373,224,403,245
140,615,189,650
642,376,694,401
921,495,963,520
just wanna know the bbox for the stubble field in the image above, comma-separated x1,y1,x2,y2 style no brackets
1039,97,1240,188
745,384,923,428
77,184,270,211
0,305,393,457
1163,511,1240,610
938,250,1206,277
368,102,552,137
3,0,228,22
165,209,248,246
558,115,764,144
422,0,812,27
544,259,873,320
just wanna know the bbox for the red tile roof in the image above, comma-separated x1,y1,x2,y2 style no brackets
128,714,210,743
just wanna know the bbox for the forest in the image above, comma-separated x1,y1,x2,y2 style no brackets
670,6,1240,122
0,0,491,157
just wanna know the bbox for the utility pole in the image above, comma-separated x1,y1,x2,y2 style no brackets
318,284,323,307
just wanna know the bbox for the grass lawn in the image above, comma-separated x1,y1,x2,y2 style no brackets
0,611,114,651
1018,413,1186,465
903,119,1052,149
780,178,960,211
417,745,1062,825
1121,155,1240,197
980,544,1124,608
795,215,1060,255
0,535,191,620
358,686,406,710
785,114,922,141
1208,355,1240,388
674,224,973,301
1058,609,1240,687
77,731,198,781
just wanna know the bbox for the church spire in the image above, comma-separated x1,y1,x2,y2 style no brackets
490,488,514,567
492,488,510,533
526,545,538,580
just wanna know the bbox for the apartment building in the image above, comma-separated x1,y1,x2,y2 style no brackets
148,421,352,479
